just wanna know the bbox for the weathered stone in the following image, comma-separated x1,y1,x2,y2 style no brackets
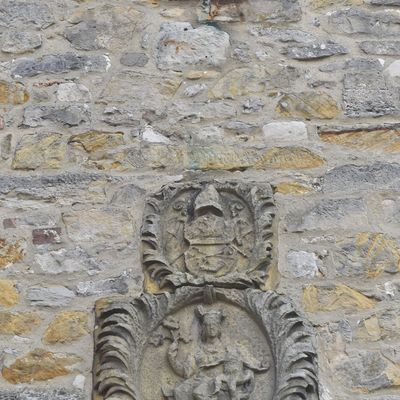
334,351,392,391
0,1,54,28
183,83,207,97
308,0,362,8
276,91,340,119
27,286,75,307
319,58,383,72
286,198,368,231
11,53,110,78
0,133,10,160
43,311,89,344
65,5,142,50
1,31,42,54
357,315,382,341
385,60,400,79
0,388,84,400
231,42,251,63
0,280,19,308
102,107,141,127
56,83,91,102
156,23,230,71
32,227,62,245
75,275,129,296
274,182,312,195
198,0,301,23
256,147,324,169
3,218,17,229
333,232,400,277
0,311,40,335
0,239,23,268
22,105,90,127
109,184,145,208
283,42,348,60
99,71,163,107
171,101,236,122
139,144,186,169
285,251,321,278
63,209,134,244
328,8,400,36
0,80,29,104
249,27,316,43
0,173,109,201
209,67,267,99
12,133,66,170
367,0,400,5
262,121,308,142
120,52,149,67
343,72,398,117
69,131,124,153
303,284,377,312
68,131,127,171
34,246,106,275
142,126,171,143
322,162,400,193
360,41,400,55
184,70,220,80
319,125,400,153
242,98,264,113
379,197,400,227
224,120,257,134
188,145,257,171
2,349,81,384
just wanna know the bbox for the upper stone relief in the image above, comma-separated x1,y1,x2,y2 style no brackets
141,181,275,291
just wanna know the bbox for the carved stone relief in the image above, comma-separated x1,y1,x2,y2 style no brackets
93,181,320,400
94,287,319,400
141,182,275,290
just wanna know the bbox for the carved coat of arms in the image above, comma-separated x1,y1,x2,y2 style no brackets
93,181,320,400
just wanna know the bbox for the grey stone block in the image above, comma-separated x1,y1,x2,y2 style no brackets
328,8,400,36
360,40,400,55
156,23,230,71
11,53,110,78
1,31,42,54
22,105,90,127
284,42,348,60
0,1,54,28
322,163,400,192
343,72,398,117
27,286,76,307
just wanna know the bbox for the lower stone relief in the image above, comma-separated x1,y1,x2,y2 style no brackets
93,286,319,400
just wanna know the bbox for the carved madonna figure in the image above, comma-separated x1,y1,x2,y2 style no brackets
93,181,320,400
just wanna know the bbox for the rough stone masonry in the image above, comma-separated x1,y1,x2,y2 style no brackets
0,0,399,398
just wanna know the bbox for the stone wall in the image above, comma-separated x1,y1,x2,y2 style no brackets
0,0,400,398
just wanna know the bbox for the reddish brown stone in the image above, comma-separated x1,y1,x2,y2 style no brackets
32,228,62,245
3,218,17,229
